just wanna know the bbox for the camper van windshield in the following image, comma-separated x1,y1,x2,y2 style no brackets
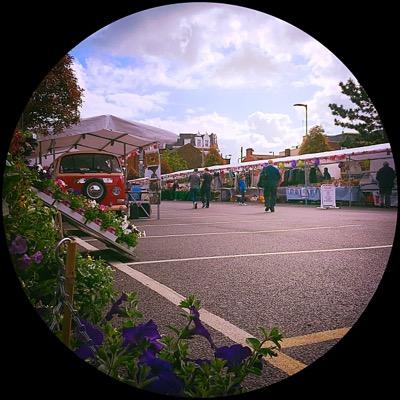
60,154,122,173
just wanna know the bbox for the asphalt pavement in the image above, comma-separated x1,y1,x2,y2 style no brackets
66,200,397,393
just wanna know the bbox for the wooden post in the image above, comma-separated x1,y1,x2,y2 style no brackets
62,240,77,348
55,211,64,239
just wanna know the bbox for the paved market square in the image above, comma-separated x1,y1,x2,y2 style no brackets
67,201,397,390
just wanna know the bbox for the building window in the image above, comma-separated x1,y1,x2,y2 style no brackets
184,138,191,145
196,139,202,147
204,140,209,147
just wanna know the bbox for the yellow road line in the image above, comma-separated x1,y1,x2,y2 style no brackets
260,327,351,375
267,353,307,375
280,327,351,348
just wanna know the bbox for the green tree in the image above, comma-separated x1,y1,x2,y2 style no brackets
204,145,225,167
299,125,333,155
328,78,386,147
160,149,188,173
160,156,173,174
17,54,84,135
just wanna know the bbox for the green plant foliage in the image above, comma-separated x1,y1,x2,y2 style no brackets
74,255,116,324
75,293,283,397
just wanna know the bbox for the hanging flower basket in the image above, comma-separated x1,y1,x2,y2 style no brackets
54,201,73,215
118,241,136,252
102,227,118,242
68,210,86,224
86,219,102,233
35,190,56,205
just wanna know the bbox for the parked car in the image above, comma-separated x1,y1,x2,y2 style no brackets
52,151,127,211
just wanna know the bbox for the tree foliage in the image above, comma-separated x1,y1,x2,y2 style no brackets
299,125,333,155
328,78,387,147
18,54,84,135
176,144,202,169
204,145,225,167
160,149,188,173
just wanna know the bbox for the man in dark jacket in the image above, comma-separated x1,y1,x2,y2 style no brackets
258,159,281,212
201,168,213,208
376,161,396,207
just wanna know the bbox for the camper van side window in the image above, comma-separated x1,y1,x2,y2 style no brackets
60,155,75,172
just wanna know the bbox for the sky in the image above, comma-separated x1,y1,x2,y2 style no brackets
70,2,357,163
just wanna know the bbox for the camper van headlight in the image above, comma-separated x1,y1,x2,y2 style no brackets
103,178,113,183
112,187,121,196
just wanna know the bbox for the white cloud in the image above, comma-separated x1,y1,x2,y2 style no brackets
82,4,314,90
70,3,363,158
73,59,170,119
140,111,303,162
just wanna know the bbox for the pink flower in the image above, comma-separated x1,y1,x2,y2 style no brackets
55,178,67,189
99,204,107,212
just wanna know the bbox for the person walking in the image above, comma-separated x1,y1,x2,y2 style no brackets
188,168,201,209
258,159,281,212
172,179,179,201
238,174,247,205
376,161,396,207
201,167,213,208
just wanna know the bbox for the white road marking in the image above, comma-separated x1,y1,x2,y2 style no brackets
138,220,260,227
141,224,362,238
109,261,307,375
126,244,392,266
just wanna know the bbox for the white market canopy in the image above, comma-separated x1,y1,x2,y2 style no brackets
156,142,393,181
36,114,178,159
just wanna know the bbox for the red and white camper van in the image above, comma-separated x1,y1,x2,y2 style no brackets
53,151,127,210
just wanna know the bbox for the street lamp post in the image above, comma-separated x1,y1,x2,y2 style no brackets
294,103,309,205
293,103,308,136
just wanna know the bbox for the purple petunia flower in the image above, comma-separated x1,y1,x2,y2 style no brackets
10,235,28,255
31,251,43,264
16,254,32,270
74,319,104,360
215,344,252,369
140,356,184,396
22,254,32,266
104,292,128,321
122,320,164,352
188,306,216,349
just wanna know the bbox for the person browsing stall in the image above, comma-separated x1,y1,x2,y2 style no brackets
258,159,281,212
376,161,396,207
238,175,247,205
188,168,201,209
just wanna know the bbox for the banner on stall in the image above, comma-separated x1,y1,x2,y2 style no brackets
319,184,339,209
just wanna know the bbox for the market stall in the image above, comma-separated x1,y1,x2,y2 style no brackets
134,143,396,207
